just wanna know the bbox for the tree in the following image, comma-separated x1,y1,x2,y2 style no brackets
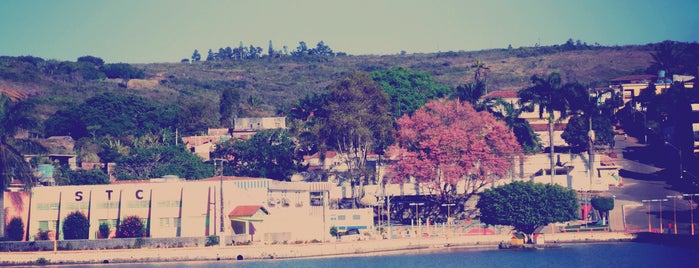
518,72,571,183
61,168,110,185
6,217,24,241
219,88,241,127
214,129,305,181
77,55,104,66
371,67,453,118
268,40,275,57
471,58,490,95
590,196,614,225
63,211,90,240
191,49,201,62
176,98,219,136
45,92,176,139
488,98,542,154
115,142,213,181
116,215,145,238
389,99,522,203
206,49,215,61
98,222,110,239
0,90,44,237
562,115,614,151
316,72,395,205
476,181,579,243
99,63,145,79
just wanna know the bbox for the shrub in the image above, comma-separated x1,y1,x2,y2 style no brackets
36,257,50,265
205,235,219,247
329,226,338,238
116,216,145,238
6,217,24,241
99,222,110,239
36,230,51,240
63,211,90,240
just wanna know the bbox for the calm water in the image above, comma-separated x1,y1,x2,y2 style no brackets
63,242,698,268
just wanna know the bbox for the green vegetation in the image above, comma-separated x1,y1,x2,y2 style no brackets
6,217,24,241
591,196,615,225
205,235,219,246
98,222,110,239
476,181,579,243
62,211,90,240
116,215,145,238
371,67,452,118
213,129,304,181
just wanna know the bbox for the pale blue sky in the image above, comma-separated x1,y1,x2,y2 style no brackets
1,0,697,63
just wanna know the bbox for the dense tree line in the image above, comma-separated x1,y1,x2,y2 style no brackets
0,55,144,83
194,40,339,63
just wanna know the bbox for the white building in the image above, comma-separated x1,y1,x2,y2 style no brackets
3,176,373,243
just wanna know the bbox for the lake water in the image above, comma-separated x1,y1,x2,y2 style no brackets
63,242,698,268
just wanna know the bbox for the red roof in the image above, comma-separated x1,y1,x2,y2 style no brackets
200,176,266,182
228,205,269,217
482,90,519,99
303,151,338,161
530,123,567,132
609,74,656,83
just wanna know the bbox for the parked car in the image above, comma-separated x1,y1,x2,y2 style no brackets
340,228,363,241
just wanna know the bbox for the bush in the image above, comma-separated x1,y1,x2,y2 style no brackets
116,216,145,238
6,217,24,241
329,226,338,238
63,211,90,240
36,230,51,240
205,235,219,247
99,222,110,239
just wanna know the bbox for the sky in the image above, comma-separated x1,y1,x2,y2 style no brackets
1,0,698,63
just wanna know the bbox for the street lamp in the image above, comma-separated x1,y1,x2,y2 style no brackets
664,141,683,180
642,199,668,233
642,200,652,232
683,193,699,235
441,203,455,238
667,195,681,234
409,202,424,239
658,199,668,233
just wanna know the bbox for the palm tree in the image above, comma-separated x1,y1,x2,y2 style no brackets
490,98,542,154
0,89,42,237
518,72,571,183
471,58,490,95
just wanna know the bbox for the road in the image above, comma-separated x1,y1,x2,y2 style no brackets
606,134,697,234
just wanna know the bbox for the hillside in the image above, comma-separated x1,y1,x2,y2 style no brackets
1,44,655,121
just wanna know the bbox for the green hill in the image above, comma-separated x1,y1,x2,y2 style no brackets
1,43,658,122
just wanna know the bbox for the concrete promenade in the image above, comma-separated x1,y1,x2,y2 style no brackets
0,232,635,266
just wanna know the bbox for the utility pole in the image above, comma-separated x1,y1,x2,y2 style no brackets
213,158,228,244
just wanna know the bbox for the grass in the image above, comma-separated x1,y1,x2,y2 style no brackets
3,44,655,119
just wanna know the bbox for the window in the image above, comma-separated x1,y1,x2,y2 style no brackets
160,218,170,227
352,215,361,220
337,215,346,221
98,219,117,228
38,221,49,230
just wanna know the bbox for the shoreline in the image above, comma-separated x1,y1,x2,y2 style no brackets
0,232,635,266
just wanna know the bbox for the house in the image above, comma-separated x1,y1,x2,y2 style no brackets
232,117,286,140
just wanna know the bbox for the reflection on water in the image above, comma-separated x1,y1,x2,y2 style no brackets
54,242,699,268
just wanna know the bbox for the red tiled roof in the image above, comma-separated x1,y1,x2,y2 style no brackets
530,123,567,132
303,151,339,160
609,74,656,82
228,205,269,217
200,176,267,182
482,90,519,99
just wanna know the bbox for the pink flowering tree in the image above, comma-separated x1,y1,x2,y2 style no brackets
388,99,522,204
